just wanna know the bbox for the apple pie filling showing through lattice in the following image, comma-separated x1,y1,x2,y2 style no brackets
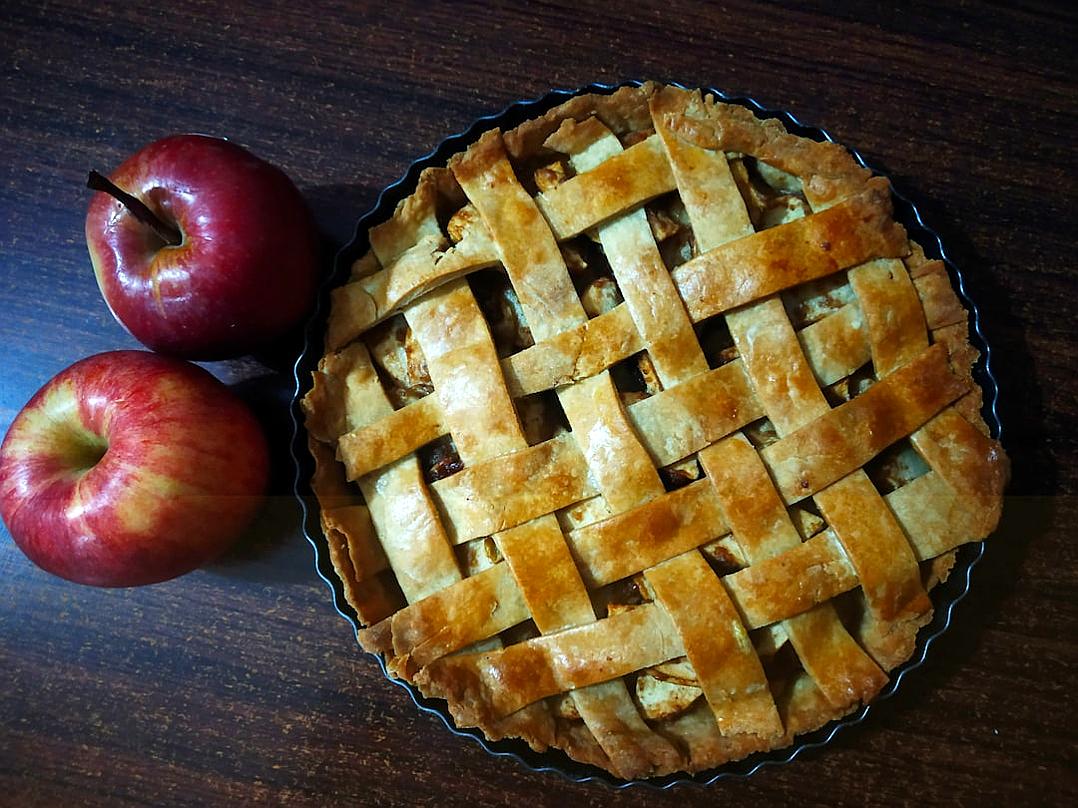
302,83,1008,779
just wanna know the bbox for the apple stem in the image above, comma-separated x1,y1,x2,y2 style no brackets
87,170,183,247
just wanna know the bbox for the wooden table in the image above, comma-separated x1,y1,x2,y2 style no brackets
2,2,1075,805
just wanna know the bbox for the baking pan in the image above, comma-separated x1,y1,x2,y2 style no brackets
290,80,1004,788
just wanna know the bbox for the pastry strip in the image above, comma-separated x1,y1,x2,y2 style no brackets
379,563,527,669
322,505,387,578
337,395,446,481
654,87,757,245
911,407,1009,519
727,297,830,435
534,134,676,240
624,360,764,467
497,516,683,777
886,472,990,560
309,437,402,625
651,85,755,251
906,407,1008,539
761,343,968,504
911,259,968,329
305,343,397,443
341,232,500,344
429,432,597,544
358,459,461,603
722,531,858,628
813,474,931,666
797,303,871,386
367,168,446,264
405,282,524,464
567,479,728,588
848,258,928,377
645,552,784,738
557,372,663,512
311,343,460,604
501,303,643,397
672,180,908,323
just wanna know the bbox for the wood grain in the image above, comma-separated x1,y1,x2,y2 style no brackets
1,1,1076,805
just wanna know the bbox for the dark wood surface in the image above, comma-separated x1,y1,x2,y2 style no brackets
2,1,1076,805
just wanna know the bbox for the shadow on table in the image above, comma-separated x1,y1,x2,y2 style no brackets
303,182,381,251
204,182,380,586
202,371,312,585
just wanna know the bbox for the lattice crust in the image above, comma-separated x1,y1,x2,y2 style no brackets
302,83,1009,779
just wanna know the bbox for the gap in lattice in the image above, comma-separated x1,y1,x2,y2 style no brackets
781,273,856,329
830,588,869,642
560,234,622,319
610,350,662,406
454,536,501,578
742,418,780,450
499,618,539,647
646,191,695,269
634,662,704,723
864,438,932,496
822,362,876,408
363,314,434,409
730,155,810,232
787,503,827,542
469,267,535,358
659,456,704,492
696,314,737,369
758,638,804,701
699,536,745,577
416,434,463,484
513,151,574,197
590,573,651,620
515,388,569,446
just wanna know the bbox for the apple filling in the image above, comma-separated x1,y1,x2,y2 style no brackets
365,316,433,409
730,156,810,231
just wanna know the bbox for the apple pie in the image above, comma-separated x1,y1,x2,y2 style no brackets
301,82,1008,779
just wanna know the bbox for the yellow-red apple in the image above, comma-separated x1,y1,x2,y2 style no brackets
0,351,269,586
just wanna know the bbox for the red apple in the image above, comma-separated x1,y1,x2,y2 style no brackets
0,351,269,587
85,134,320,360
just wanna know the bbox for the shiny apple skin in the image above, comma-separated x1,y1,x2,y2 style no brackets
0,351,270,587
85,134,319,360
